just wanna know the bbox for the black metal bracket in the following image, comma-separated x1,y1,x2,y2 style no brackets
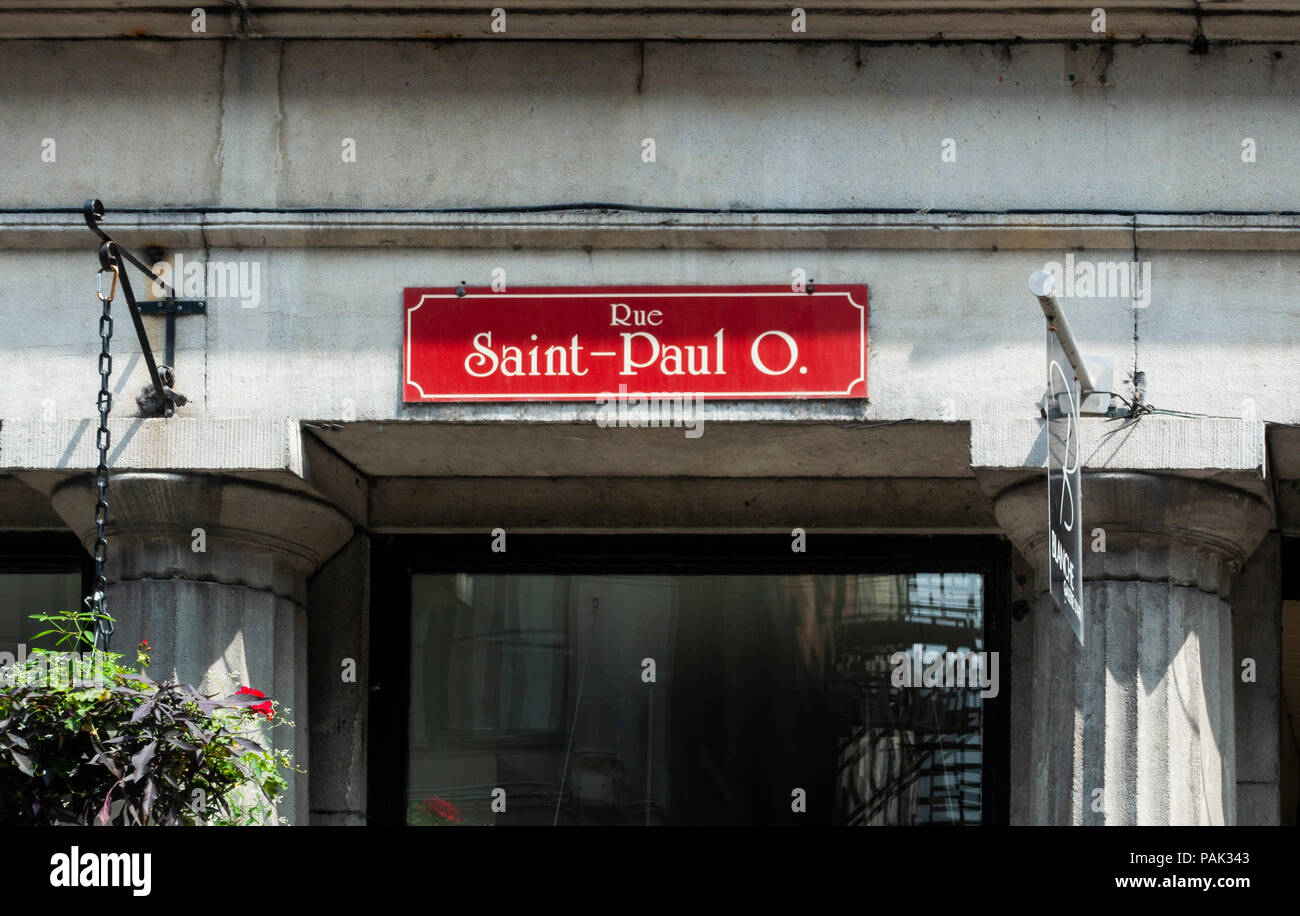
136,300,206,315
137,299,205,375
83,199,189,418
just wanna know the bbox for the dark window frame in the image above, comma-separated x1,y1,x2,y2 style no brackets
0,532,94,651
1281,537,1300,600
368,533,1012,826
0,532,93,591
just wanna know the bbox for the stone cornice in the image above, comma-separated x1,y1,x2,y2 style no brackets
3,3,1300,43
4,209,1300,251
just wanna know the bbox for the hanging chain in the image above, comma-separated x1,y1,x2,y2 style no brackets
92,259,118,652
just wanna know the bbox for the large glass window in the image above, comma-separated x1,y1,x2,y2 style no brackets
0,573,83,659
378,537,1008,826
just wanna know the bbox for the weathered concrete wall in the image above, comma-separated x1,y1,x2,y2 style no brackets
2,34,1296,827
3,40,1300,431
4,41,1300,211
2,245,1299,431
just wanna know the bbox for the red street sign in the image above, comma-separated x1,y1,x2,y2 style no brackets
403,284,868,402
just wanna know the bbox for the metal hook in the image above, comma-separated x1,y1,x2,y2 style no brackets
97,240,118,271
83,198,109,243
84,199,177,298
96,265,118,302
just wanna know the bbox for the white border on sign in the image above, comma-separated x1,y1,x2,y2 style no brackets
403,290,867,400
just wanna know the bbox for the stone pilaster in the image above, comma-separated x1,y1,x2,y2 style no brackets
50,472,353,825
993,472,1271,825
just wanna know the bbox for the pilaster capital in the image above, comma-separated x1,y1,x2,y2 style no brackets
50,472,353,602
992,472,1272,596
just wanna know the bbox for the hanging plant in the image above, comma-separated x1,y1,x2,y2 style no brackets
0,608,294,826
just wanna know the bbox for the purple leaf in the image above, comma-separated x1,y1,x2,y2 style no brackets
142,777,158,820
129,741,157,781
97,783,119,826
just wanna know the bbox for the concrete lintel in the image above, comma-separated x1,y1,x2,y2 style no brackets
300,433,369,526
1266,426,1300,534
1266,424,1300,479
310,420,973,478
369,475,1000,533
12,209,1300,253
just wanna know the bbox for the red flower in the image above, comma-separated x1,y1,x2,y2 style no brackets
138,639,151,650
236,685,274,720
421,796,462,823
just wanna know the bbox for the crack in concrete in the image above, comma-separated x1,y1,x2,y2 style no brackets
275,39,287,204
213,39,228,198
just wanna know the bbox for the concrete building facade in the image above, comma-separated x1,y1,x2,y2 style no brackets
1,1,1298,825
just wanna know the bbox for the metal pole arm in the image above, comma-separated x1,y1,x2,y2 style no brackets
1028,270,1098,394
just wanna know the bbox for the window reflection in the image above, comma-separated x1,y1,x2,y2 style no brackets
0,573,82,659
408,571,984,825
